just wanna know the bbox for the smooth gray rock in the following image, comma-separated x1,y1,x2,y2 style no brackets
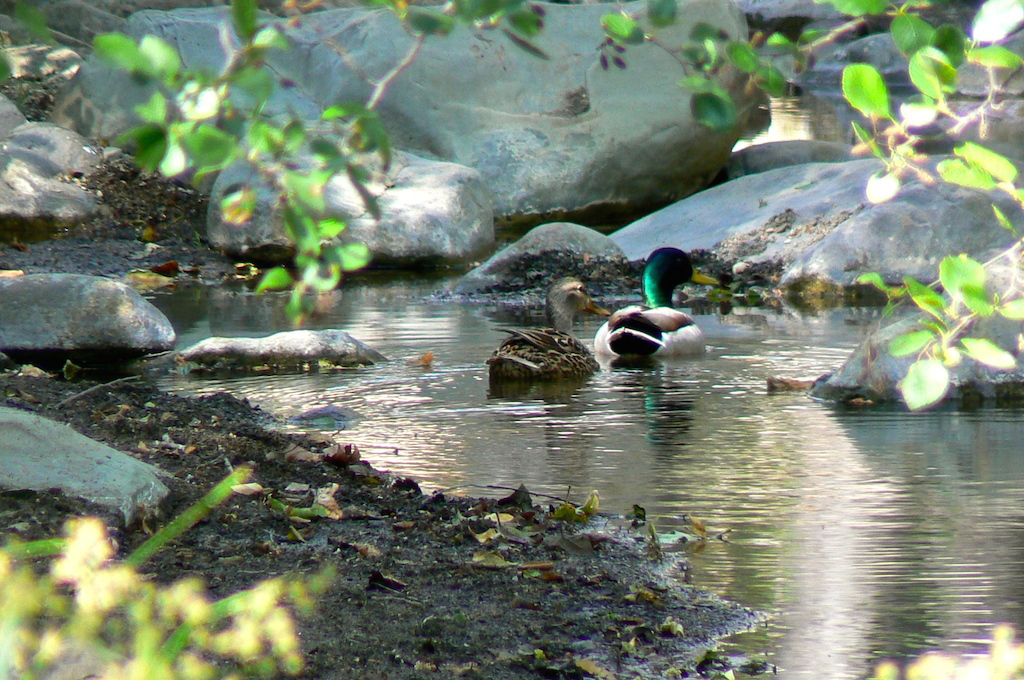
208,151,494,265
0,274,176,364
54,1,755,222
811,259,1024,406
0,121,100,240
177,329,386,373
609,158,1023,289
0,94,28,138
454,222,626,294
0,406,169,524
725,140,855,180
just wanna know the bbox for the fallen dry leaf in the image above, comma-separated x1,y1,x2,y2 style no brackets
471,551,514,569
766,376,815,393
323,442,360,464
0,269,24,277
314,484,344,519
353,542,381,559
231,482,266,496
472,527,500,544
283,443,320,462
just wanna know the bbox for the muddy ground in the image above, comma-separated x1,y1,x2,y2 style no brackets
0,75,770,678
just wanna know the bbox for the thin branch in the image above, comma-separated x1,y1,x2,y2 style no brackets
55,375,141,409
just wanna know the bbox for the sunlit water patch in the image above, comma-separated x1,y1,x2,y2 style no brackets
149,279,1024,679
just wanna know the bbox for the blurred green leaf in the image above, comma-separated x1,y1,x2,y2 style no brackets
233,66,275,105
998,298,1024,319
905,277,946,319
936,158,996,190
842,64,891,119
253,26,288,50
955,142,1018,183
94,33,146,72
866,171,900,203
931,24,966,67
138,35,180,82
908,47,956,100
679,75,717,93
991,205,1018,235
135,91,168,124
602,14,645,44
119,124,168,172
256,266,294,292
647,0,677,26
820,0,888,16
899,358,950,410
690,22,724,41
691,91,737,131
507,8,544,38
962,284,996,316
967,45,1024,69
971,0,1024,42
318,218,347,240
14,2,53,43
890,329,934,357
726,41,759,73
159,140,188,177
961,337,1016,369
232,0,259,40
754,64,788,96
339,243,372,270
890,14,934,57
0,56,10,83
856,271,887,291
938,253,986,297
284,171,326,215
405,7,456,35
184,124,237,169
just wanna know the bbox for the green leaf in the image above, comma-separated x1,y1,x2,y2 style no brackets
232,0,259,40
256,266,294,292
899,358,950,410
998,298,1024,319
253,26,288,50
820,0,888,16
955,142,1018,183
135,91,168,124
93,33,146,72
960,337,1017,369
159,140,188,177
905,277,946,320
647,0,677,26
842,64,891,119
232,66,275,105
962,284,996,316
602,14,645,44
889,329,934,357
137,35,180,81
856,271,887,290
931,24,966,67
907,47,956,100
183,124,237,169
691,92,737,131
14,1,53,43
284,172,326,215
992,205,1018,235
754,64,787,96
690,22,725,41
890,14,935,57
0,56,9,83
405,7,456,35
972,0,1024,42
967,45,1024,69
726,41,759,73
506,9,544,38
679,75,717,93
938,253,986,297
119,124,167,172
866,171,900,203
318,218,347,240
339,243,372,271
936,158,996,190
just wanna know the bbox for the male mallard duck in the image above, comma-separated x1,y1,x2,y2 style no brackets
488,277,610,380
595,248,718,358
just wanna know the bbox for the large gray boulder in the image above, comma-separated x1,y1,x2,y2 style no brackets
53,0,755,222
208,151,494,265
0,274,176,365
609,158,1023,290
0,406,169,525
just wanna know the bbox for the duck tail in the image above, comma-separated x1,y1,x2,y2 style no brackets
607,327,665,356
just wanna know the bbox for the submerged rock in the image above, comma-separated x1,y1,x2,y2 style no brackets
177,329,386,374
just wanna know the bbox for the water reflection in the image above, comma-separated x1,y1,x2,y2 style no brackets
148,280,1024,679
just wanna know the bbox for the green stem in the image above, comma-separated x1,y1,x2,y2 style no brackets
125,465,251,569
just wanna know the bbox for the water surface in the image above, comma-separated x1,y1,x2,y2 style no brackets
150,278,1024,678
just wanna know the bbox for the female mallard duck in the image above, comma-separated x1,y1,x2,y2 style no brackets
488,277,610,380
595,248,718,358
